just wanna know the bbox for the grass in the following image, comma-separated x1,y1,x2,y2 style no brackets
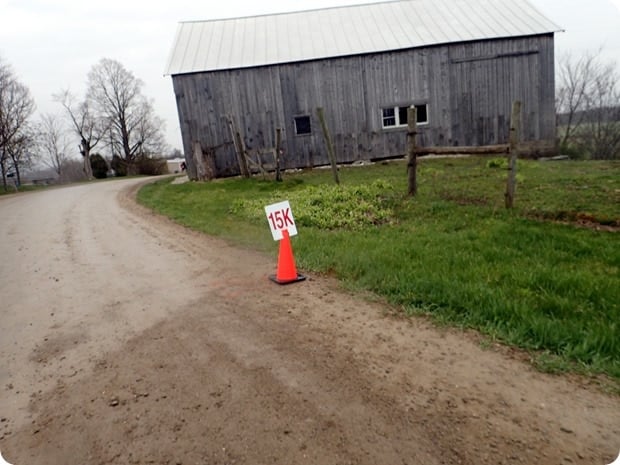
0,183,48,195
137,157,620,383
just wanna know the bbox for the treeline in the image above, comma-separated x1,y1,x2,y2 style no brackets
0,56,169,191
556,50,620,160
557,106,620,126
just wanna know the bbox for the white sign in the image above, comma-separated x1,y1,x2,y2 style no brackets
264,200,298,241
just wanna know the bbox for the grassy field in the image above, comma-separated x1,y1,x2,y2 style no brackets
138,157,620,383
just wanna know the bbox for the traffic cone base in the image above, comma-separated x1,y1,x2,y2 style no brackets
269,229,306,285
269,273,306,285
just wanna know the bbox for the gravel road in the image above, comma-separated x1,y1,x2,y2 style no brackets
0,178,618,465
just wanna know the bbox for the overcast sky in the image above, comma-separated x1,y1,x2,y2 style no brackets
1,0,619,154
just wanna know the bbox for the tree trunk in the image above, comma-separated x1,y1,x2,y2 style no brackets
7,152,21,187
81,140,94,180
118,117,134,171
14,161,21,187
1,157,7,192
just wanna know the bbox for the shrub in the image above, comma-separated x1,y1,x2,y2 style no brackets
486,158,507,169
135,156,167,176
559,142,584,160
90,153,108,179
111,155,128,177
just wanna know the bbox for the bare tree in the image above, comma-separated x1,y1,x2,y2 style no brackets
578,63,620,159
6,127,36,186
556,50,620,159
556,51,597,150
87,58,166,173
167,148,183,159
59,158,89,183
0,57,36,190
135,99,167,156
55,89,106,180
37,113,71,177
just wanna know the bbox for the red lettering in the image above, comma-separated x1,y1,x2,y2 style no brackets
283,207,294,227
275,211,284,229
268,205,295,233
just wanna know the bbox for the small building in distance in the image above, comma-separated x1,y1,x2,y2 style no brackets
166,158,186,174
165,0,562,180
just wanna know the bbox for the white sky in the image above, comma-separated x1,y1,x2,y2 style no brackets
1,0,619,153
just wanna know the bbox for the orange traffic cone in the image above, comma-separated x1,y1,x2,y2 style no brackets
269,229,306,285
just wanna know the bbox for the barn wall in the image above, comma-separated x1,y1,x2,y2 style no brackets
172,34,556,178
447,34,556,146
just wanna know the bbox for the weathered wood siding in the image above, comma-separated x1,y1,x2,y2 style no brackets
172,34,555,178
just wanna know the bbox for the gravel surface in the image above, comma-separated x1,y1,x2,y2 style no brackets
1,178,618,465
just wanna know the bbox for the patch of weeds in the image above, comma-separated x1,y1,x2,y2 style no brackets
230,179,397,230
487,158,508,169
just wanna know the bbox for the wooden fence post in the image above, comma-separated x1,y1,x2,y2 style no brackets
226,116,250,178
316,107,340,185
505,100,521,208
407,106,418,196
275,127,283,182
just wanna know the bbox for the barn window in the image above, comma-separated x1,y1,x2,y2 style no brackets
294,116,312,135
382,108,396,127
382,104,428,128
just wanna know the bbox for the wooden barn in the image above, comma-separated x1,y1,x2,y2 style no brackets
165,0,562,180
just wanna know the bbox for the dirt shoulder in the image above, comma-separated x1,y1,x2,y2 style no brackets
1,179,618,465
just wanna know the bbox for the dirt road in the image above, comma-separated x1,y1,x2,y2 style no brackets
0,178,618,465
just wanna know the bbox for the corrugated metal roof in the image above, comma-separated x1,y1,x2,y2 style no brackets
164,0,562,76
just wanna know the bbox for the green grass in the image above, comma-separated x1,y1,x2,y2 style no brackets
137,157,620,383
0,183,48,195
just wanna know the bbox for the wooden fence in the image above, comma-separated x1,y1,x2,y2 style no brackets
408,100,522,208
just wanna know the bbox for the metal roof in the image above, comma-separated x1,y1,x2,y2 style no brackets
164,0,562,76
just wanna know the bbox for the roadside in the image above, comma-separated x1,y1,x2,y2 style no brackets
0,179,618,464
